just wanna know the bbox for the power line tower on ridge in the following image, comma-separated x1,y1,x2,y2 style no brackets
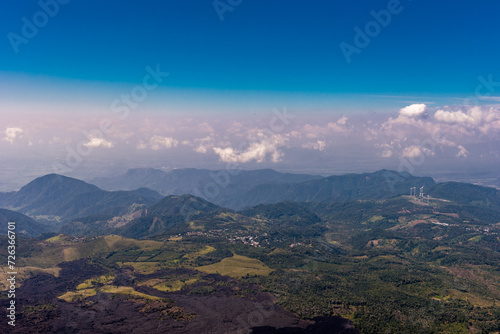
419,186,425,203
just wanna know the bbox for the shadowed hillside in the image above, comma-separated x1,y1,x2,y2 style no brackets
0,174,162,226
0,208,50,237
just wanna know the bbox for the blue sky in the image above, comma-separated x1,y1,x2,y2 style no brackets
2,0,500,97
1,0,500,189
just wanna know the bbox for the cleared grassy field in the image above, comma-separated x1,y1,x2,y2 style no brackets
182,245,215,261
58,271,162,302
59,285,162,302
197,254,272,278
119,261,166,274
76,273,115,290
21,234,164,268
104,235,163,251
149,278,200,292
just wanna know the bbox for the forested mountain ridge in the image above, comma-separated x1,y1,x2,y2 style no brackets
0,208,50,237
0,174,162,225
1,170,500,332
89,168,436,209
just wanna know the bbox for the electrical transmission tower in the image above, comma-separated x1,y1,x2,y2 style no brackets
419,186,425,203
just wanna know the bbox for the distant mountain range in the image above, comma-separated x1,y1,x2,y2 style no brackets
89,168,322,195
89,168,435,209
0,208,50,237
2,169,499,333
2,168,500,238
89,168,323,209
227,169,435,208
0,174,162,226
428,181,500,210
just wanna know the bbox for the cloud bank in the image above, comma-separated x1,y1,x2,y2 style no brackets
2,102,500,176
3,127,24,144
213,133,286,163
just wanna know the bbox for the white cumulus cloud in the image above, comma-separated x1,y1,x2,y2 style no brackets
193,136,214,154
213,133,286,163
3,127,24,144
302,140,326,151
327,116,351,134
402,145,433,159
149,136,179,150
399,104,427,118
434,109,475,124
382,149,393,158
136,140,147,149
376,104,500,160
303,116,352,138
83,137,114,148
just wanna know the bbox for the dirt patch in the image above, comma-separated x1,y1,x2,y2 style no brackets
433,212,459,218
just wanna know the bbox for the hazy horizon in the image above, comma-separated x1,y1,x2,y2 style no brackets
2,1,500,190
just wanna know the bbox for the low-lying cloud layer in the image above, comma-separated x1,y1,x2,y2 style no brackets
378,103,500,160
3,127,24,144
213,133,286,163
2,102,500,175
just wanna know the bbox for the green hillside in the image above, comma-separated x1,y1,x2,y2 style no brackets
0,174,161,225
117,194,223,238
2,173,500,333
0,208,50,237
227,169,436,209
429,182,500,210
